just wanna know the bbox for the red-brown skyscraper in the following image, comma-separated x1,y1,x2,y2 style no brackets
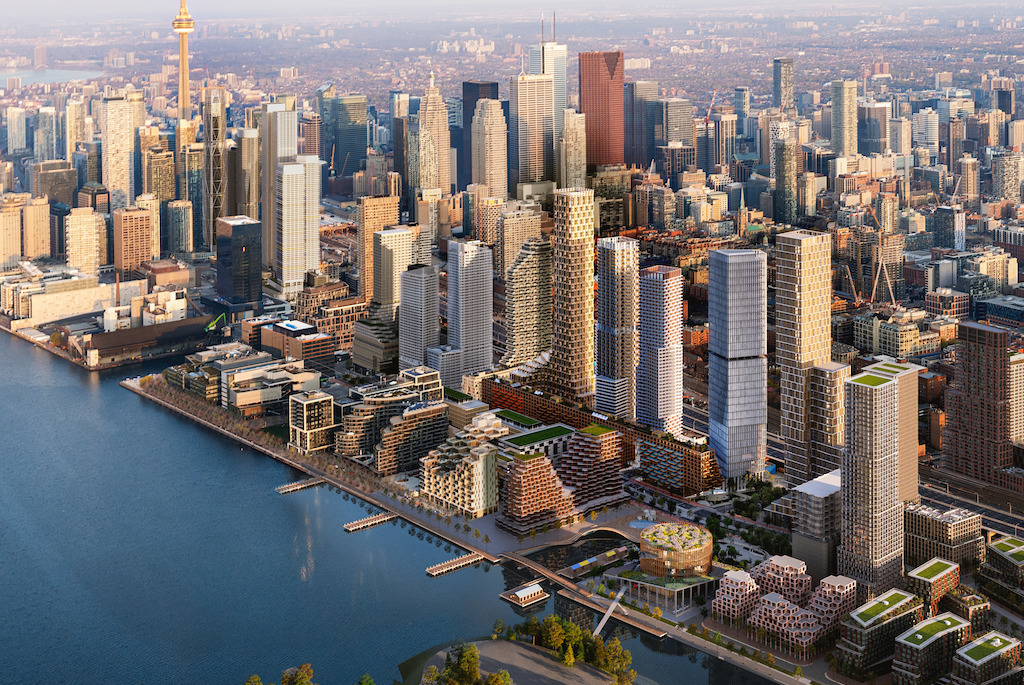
579,51,625,168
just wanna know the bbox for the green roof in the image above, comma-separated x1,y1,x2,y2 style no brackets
512,452,544,461
580,424,615,436
851,373,890,387
507,425,574,447
444,387,471,401
1010,550,1024,563
876,363,909,372
855,590,912,623
495,409,541,427
964,636,1009,662
902,615,964,646
994,541,1015,552
913,560,954,580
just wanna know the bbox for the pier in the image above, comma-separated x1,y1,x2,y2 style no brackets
344,512,398,532
426,552,483,577
275,477,325,494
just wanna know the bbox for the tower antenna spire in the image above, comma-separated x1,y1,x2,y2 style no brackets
553,11,556,41
541,13,545,42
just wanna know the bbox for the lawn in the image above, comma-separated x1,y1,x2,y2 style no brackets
851,373,889,387
903,616,963,646
964,635,1009,662
507,425,573,446
855,590,910,623
914,560,952,580
495,409,541,427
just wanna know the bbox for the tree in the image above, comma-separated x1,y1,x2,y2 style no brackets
443,644,481,685
483,671,513,685
483,534,490,546
604,637,633,681
541,615,565,651
281,663,316,685
764,654,775,667
244,677,263,685
422,665,441,685
652,607,663,620
473,528,481,540
562,644,575,667
793,666,803,678
493,619,506,638
355,676,375,685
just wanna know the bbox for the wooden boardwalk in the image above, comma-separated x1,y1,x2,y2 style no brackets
426,552,483,577
344,512,397,532
275,477,325,494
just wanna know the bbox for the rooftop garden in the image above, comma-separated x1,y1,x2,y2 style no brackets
618,569,711,590
903,616,964,646
914,560,954,580
507,425,574,446
512,452,544,462
963,634,1013,663
495,409,540,427
443,387,471,402
581,424,615,436
640,522,712,553
854,590,912,623
851,373,890,387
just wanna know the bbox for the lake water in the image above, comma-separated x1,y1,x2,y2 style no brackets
0,332,769,685
2,69,104,86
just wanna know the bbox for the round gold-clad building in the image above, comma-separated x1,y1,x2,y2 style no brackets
639,522,714,577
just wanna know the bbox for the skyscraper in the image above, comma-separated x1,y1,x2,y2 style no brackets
6,107,27,152
399,264,439,369
471,99,507,200
559,110,586,189
273,155,322,298
839,371,905,600
710,111,738,168
335,94,368,179
460,80,499,192
102,97,133,211
135,193,161,260
912,108,940,164
65,207,103,276
113,206,152,276
774,135,798,225
497,207,541,279
778,230,849,487
65,98,87,163
215,215,262,305
830,80,857,158
21,197,49,260
509,73,555,189
373,227,413,323
944,322,1014,484
202,87,228,247
167,199,193,253
178,142,203,248
233,128,259,220
418,74,451,195
529,40,568,152
260,103,298,268
579,51,625,167
889,117,913,156
934,206,966,250
637,266,684,438
595,236,639,421
773,58,794,111
447,239,493,378
652,98,694,147
33,107,57,163
857,101,890,156
501,238,552,367
357,194,400,303
733,87,751,132
546,188,596,405
172,0,195,121
624,81,658,169
708,250,768,484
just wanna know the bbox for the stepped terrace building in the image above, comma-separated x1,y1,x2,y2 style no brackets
750,555,813,605
747,593,825,659
712,569,760,626
893,613,972,685
369,401,449,477
836,589,925,676
419,413,507,518
951,632,1022,685
496,452,575,535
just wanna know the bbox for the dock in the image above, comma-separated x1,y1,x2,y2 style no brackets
344,512,397,532
500,580,550,607
426,552,483,577
275,477,325,494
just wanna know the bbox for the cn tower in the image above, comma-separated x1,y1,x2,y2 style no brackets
172,0,194,122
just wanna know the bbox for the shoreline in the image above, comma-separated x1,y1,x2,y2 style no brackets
120,375,809,685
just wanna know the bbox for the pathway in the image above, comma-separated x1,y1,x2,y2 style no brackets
593,585,628,636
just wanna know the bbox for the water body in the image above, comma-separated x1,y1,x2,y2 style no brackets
0,333,770,685
1,69,104,86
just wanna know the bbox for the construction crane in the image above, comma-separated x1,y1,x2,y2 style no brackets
204,313,226,333
861,203,900,307
704,89,718,124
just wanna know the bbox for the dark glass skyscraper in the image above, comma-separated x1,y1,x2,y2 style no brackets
335,94,368,179
459,80,498,192
216,215,262,305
